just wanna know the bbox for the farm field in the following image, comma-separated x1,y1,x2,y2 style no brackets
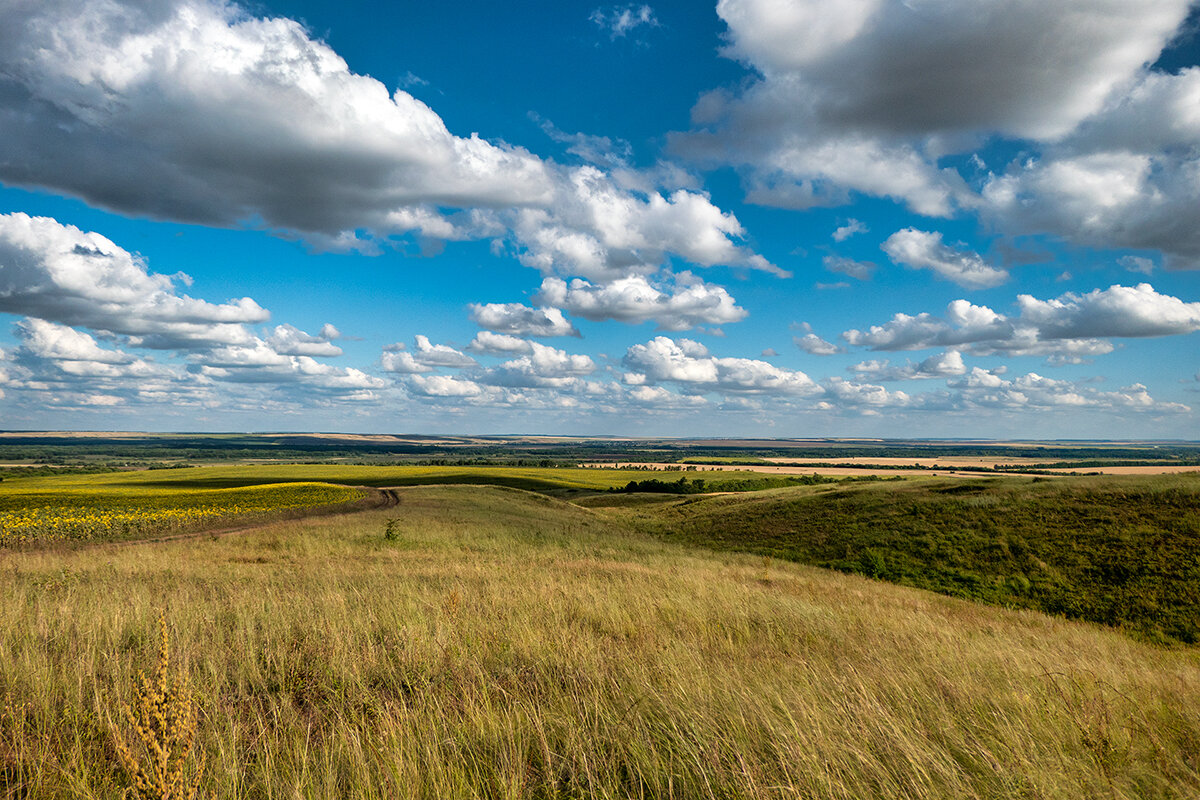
2,484,1198,799
0,479,366,546
0,464,822,546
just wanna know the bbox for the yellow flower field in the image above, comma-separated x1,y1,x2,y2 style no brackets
0,482,363,545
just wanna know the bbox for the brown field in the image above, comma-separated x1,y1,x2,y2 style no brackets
764,456,1059,468
1044,465,1200,475
581,461,982,477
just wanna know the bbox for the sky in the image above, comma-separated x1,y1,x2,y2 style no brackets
1,0,1199,439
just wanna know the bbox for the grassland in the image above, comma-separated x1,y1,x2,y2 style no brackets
593,473,1200,645
1,485,1198,799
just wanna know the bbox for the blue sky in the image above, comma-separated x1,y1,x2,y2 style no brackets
1,0,1198,438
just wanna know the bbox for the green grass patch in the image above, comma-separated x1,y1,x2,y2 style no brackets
604,473,1200,645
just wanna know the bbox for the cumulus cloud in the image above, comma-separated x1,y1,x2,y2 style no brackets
714,0,1187,140
406,374,485,398
822,378,913,409
850,350,968,381
0,0,772,281
510,166,783,281
623,336,820,395
480,342,596,388
0,213,386,406
673,0,1199,266
794,333,842,356
17,318,134,365
881,229,1008,289
948,369,1190,414
0,213,265,347
379,351,433,374
381,336,476,372
1016,283,1200,339
536,272,747,330
469,303,580,338
412,335,476,368
266,324,343,357
466,331,534,356
980,71,1200,268
843,283,1200,362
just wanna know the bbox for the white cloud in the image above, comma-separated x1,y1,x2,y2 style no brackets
794,333,842,356
536,272,747,330
674,0,1200,267
948,370,1190,414
1016,283,1200,339
714,0,1187,141
0,213,265,347
407,374,485,398
511,167,782,281
412,335,477,368
850,350,967,381
466,331,534,356
380,350,433,374
17,318,134,365
469,303,580,338
843,283,1200,361
623,336,820,395
589,4,659,39
832,219,868,242
0,0,772,282
381,335,476,373
981,77,1200,269
0,213,388,405
266,324,343,357
822,377,912,409
881,228,1008,289
481,342,596,388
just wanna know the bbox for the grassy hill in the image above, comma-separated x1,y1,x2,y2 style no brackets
1,485,1198,798
590,473,1200,644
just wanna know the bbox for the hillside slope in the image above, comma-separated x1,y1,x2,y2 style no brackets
592,474,1200,643
1,485,1198,799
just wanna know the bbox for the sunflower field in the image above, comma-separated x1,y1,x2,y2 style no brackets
0,481,364,546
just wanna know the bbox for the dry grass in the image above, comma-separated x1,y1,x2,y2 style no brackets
112,613,205,799
0,485,1197,798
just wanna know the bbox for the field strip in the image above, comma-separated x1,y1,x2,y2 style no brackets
584,460,1200,476
581,461,984,476
50,486,400,550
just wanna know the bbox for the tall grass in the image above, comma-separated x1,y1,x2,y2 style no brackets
0,485,1197,798
605,473,1200,643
